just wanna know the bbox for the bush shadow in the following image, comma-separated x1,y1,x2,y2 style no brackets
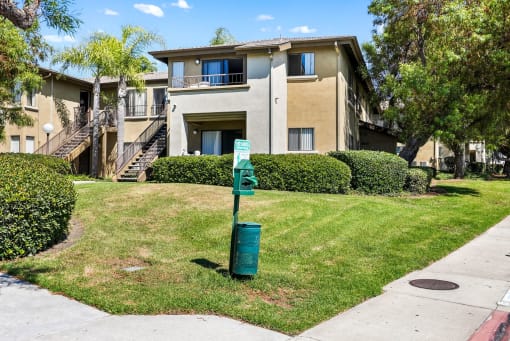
432,185,480,197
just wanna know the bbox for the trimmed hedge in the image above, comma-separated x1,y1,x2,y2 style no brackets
0,154,76,259
1,153,73,175
328,150,408,194
405,168,429,194
151,153,351,194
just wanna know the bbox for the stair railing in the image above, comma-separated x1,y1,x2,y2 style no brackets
115,112,167,174
35,107,116,156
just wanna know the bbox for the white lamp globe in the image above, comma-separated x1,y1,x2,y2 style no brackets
42,123,54,134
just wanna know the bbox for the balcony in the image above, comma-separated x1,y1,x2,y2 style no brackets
171,73,245,89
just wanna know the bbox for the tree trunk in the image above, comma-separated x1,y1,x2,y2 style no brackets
399,135,430,166
451,142,466,179
116,75,126,171
90,77,100,178
504,160,510,178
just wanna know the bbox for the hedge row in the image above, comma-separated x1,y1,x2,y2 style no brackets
151,153,352,194
0,154,76,259
2,152,73,175
328,151,408,194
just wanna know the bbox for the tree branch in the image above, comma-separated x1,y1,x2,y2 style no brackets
0,0,41,29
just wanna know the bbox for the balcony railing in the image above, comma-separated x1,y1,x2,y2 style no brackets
126,104,147,117
171,73,245,88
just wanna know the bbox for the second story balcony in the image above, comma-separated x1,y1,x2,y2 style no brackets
171,73,245,89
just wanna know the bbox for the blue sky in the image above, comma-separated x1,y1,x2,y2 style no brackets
41,0,375,76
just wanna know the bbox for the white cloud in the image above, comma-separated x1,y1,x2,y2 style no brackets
44,35,76,43
104,8,119,16
256,14,274,21
260,27,269,33
289,25,317,34
134,4,164,17
171,0,191,9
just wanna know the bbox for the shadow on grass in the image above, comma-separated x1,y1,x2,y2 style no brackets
1,264,55,288
190,258,253,281
432,185,480,197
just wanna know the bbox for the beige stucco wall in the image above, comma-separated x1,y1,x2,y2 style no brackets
167,53,272,156
287,46,337,153
286,45,366,153
1,75,89,153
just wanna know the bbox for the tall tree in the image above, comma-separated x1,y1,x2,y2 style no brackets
105,25,163,171
364,0,510,177
53,33,116,177
210,27,236,45
0,0,80,141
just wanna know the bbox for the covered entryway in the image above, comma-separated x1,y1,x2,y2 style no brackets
184,112,246,155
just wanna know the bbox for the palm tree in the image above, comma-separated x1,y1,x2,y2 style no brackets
53,33,115,177
107,25,164,171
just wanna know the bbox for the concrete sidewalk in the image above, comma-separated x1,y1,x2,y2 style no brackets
1,216,510,341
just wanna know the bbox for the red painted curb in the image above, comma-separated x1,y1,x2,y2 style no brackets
468,311,509,341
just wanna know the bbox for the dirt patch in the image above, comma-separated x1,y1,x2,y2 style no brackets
244,287,298,309
39,218,85,256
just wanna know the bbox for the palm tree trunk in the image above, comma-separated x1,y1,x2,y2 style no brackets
116,75,126,171
91,77,100,178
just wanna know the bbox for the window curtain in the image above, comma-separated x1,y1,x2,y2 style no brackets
300,128,314,150
172,61,184,88
288,128,299,151
25,136,35,153
301,53,314,75
10,136,20,153
153,88,166,115
203,60,229,85
202,131,222,155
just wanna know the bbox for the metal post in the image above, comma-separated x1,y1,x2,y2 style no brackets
46,133,50,155
229,194,240,275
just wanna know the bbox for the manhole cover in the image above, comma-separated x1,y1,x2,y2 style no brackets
409,279,459,290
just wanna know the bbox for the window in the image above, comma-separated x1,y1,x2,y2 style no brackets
172,61,184,88
10,135,20,153
12,83,22,104
26,89,37,107
152,88,166,116
202,58,243,86
201,130,242,155
348,69,355,105
288,53,315,76
288,128,314,151
126,90,147,117
25,136,35,153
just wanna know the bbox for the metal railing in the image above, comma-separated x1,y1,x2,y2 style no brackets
151,104,165,116
126,104,147,117
35,108,116,156
115,112,167,173
171,73,245,88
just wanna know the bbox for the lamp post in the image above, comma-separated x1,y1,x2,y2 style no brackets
42,123,54,155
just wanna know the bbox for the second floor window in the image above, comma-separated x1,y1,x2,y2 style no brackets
288,128,314,151
288,53,315,76
26,89,37,107
152,88,166,116
202,58,243,86
12,83,22,104
126,90,147,117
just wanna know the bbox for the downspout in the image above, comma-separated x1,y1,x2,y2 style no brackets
268,48,273,154
334,41,340,151
50,75,54,124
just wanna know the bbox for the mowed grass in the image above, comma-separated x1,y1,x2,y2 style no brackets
2,180,510,334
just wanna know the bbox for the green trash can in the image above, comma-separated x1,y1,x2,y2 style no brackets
233,222,261,276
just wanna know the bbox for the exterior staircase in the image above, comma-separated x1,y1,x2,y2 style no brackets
52,125,91,161
114,113,167,182
117,124,167,182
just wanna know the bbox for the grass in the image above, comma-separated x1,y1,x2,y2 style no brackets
2,180,510,334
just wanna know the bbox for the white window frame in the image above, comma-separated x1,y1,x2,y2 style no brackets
26,89,37,108
288,128,314,151
10,135,20,153
172,61,185,88
25,136,35,153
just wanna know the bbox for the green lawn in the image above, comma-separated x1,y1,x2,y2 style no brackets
2,180,510,334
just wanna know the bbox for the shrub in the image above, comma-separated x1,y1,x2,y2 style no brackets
443,156,455,173
329,150,408,194
152,154,351,194
409,166,436,182
405,168,429,194
467,162,486,175
0,154,76,259
1,153,73,175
